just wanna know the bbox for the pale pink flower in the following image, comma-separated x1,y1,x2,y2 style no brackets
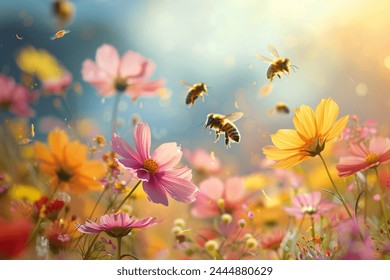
183,149,222,174
191,177,246,218
111,122,198,206
42,71,72,95
336,136,390,177
284,192,334,219
77,212,160,238
260,229,286,250
82,44,164,99
0,74,38,117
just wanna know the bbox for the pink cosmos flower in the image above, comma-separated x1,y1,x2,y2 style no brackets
183,148,222,174
260,229,286,250
77,212,160,238
336,136,390,177
111,122,198,206
0,74,38,117
284,192,334,219
42,71,72,95
191,177,246,218
82,44,164,99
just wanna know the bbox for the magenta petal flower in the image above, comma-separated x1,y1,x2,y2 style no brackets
336,136,390,177
82,44,164,99
77,212,160,238
0,74,38,117
111,122,198,206
284,192,334,219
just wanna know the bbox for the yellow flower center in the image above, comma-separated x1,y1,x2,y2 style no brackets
365,152,379,165
143,159,159,175
56,167,73,182
114,77,128,92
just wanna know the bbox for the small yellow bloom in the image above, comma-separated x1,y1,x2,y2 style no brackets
17,46,65,81
263,98,348,168
34,130,106,193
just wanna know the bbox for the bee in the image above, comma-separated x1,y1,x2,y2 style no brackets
50,29,70,40
180,80,208,107
52,0,75,26
204,112,243,148
256,44,298,82
268,102,290,115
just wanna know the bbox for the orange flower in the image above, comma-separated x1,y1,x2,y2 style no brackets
34,130,106,193
263,98,348,168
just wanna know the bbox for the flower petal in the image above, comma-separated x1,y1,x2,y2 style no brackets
34,142,55,165
142,176,168,206
263,145,300,161
152,142,182,171
111,133,142,165
316,98,338,136
159,175,198,204
95,44,120,77
134,122,151,161
272,154,306,168
48,130,69,162
349,142,369,157
336,156,368,177
271,129,305,150
64,140,87,169
293,105,317,141
326,115,349,142
369,136,390,156
199,177,224,200
224,177,245,203
119,51,147,78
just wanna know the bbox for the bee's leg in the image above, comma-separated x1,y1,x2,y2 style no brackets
201,94,205,102
277,74,281,79
224,131,230,148
214,131,220,143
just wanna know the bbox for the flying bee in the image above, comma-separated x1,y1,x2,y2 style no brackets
268,102,290,116
52,0,75,26
180,80,208,107
256,44,298,82
204,112,243,148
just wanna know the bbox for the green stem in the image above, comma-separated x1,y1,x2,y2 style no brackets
116,237,122,260
297,214,306,234
89,187,107,220
28,217,43,244
114,180,142,213
374,167,390,239
274,249,282,260
111,93,121,136
310,216,315,240
48,183,60,201
318,154,352,218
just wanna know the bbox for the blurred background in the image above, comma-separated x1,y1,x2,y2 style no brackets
1,0,390,176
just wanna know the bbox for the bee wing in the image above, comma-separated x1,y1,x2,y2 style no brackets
224,112,244,123
256,54,273,63
179,80,192,88
268,44,280,58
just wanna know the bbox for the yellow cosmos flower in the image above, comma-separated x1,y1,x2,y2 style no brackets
263,98,349,168
16,46,72,94
34,130,106,193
